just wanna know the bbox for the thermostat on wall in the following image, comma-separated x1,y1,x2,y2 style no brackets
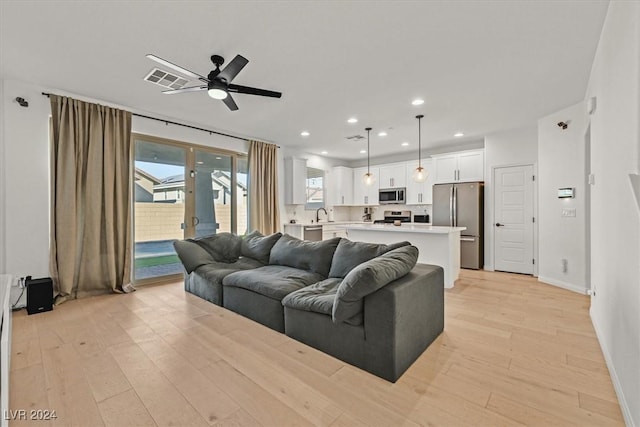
558,187,575,198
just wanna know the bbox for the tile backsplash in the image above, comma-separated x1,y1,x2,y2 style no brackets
283,204,431,223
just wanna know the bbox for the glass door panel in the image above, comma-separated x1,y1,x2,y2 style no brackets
237,157,249,235
194,151,233,236
134,139,186,281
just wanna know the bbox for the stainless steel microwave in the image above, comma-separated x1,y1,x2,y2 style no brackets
379,188,406,205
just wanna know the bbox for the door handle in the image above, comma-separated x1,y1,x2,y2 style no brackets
495,223,504,227
193,217,200,226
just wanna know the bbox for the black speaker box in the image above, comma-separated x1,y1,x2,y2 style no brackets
26,277,54,315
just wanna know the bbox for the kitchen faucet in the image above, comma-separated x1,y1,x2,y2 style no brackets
316,207,328,223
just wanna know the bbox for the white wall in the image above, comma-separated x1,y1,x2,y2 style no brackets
483,126,538,271
585,2,640,425
537,102,588,293
1,79,253,278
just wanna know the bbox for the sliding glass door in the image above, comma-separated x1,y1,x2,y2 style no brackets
133,135,247,283
134,140,186,281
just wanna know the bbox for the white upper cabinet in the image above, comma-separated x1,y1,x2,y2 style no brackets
405,158,434,204
379,163,407,189
353,166,380,205
284,157,307,205
433,149,484,183
330,166,353,206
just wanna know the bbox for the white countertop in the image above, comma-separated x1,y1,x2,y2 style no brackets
337,223,466,234
283,221,365,227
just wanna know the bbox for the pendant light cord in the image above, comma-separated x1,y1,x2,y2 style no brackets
365,127,372,174
416,114,424,168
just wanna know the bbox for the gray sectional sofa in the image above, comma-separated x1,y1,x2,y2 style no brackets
174,231,444,382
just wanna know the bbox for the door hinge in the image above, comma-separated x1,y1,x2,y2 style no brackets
532,259,535,265
532,175,535,181
532,217,535,223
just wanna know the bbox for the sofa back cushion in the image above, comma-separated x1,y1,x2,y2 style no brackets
193,232,242,263
241,230,282,264
328,239,411,278
174,232,243,272
332,245,419,324
269,234,341,278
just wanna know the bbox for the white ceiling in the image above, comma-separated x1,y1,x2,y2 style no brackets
1,1,608,160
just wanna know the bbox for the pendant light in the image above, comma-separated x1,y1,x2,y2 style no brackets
412,114,428,183
363,127,375,186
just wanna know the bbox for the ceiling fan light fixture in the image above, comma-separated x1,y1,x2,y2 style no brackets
208,87,228,100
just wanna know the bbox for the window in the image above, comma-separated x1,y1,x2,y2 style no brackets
305,167,324,210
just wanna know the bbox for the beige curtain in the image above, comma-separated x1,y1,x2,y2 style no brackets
248,140,280,234
49,95,133,304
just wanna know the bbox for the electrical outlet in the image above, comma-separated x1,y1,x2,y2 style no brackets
561,259,568,273
562,208,576,217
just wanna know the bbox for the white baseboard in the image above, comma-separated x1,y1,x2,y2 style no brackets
483,265,494,271
591,310,636,427
537,275,588,295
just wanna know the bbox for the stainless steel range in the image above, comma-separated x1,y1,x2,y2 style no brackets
374,210,412,224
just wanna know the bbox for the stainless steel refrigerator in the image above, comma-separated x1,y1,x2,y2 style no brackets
432,182,484,269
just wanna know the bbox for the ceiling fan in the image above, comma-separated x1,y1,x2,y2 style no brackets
146,53,282,111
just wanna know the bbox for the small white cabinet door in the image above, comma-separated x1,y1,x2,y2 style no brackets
284,157,307,204
353,166,380,205
433,154,458,183
405,158,434,204
457,150,484,182
330,166,353,206
379,163,407,189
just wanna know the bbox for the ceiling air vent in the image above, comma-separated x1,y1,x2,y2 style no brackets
144,68,190,90
345,134,365,141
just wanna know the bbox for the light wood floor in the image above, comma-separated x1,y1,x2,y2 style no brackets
9,270,624,426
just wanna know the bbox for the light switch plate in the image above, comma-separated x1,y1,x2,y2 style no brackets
562,208,576,217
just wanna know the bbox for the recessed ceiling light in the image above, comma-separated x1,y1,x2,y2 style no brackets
412,99,424,106
454,132,464,137
196,161,204,165
360,149,367,154
215,156,222,160
300,131,310,137
347,117,358,124
321,150,328,154
401,142,409,146
378,131,387,137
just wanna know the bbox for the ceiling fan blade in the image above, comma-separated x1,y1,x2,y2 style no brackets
222,93,239,111
146,54,209,82
228,84,282,98
161,86,207,95
217,55,249,83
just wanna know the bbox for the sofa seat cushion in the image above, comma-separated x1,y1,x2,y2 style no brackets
328,239,411,278
281,278,341,315
269,234,341,278
195,257,265,282
223,265,324,301
333,245,419,324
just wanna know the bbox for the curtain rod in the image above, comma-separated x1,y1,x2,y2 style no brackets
41,92,279,147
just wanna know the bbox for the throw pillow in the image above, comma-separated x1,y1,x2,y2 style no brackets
328,239,411,278
332,245,419,324
241,230,283,264
269,234,341,278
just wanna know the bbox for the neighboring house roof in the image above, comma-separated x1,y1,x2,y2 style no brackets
134,168,162,184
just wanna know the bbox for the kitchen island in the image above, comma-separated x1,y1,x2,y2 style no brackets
338,223,466,288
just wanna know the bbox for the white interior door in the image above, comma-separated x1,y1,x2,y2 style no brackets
494,165,534,274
